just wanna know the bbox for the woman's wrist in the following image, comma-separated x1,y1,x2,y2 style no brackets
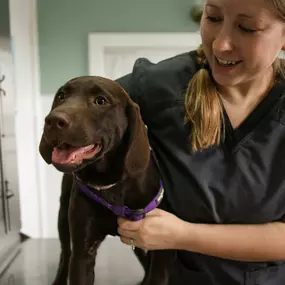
174,220,198,251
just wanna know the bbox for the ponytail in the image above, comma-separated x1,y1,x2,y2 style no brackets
185,45,224,152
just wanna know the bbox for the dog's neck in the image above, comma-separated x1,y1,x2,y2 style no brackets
73,151,161,212
74,138,128,188
72,127,162,213
74,175,118,191
73,153,162,220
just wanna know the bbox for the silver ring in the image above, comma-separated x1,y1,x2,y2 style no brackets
130,238,135,251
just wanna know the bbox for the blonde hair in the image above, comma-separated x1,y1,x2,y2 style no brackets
185,1,285,152
185,45,224,152
272,0,285,79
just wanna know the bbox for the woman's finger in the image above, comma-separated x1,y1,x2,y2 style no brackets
117,217,142,231
117,227,137,238
119,235,139,248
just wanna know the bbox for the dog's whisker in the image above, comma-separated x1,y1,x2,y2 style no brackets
43,134,53,147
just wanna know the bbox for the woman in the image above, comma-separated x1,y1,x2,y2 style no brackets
117,0,285,284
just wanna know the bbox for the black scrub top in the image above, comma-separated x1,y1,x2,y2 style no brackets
116,50,285,285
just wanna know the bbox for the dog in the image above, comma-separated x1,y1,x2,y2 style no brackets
39,76,176,285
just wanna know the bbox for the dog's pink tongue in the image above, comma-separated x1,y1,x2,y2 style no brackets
52,144,100,165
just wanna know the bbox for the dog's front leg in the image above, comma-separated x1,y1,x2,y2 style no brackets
142,250,176,285
68,188,106,285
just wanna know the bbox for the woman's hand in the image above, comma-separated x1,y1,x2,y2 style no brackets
120,208,285,261
117,208,185,251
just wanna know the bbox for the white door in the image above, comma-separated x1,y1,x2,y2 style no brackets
89,32,202,79
104,46,195,80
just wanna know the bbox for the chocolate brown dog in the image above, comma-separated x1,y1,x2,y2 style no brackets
39,76,176,285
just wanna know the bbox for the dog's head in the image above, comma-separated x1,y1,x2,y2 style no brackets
39,76,150,176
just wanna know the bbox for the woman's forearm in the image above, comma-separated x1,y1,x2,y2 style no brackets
176,221,285,261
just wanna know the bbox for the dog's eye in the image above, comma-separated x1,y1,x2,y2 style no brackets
94,96,107,105
57,92,66,101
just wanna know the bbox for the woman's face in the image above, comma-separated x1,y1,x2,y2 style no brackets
200,0,285,87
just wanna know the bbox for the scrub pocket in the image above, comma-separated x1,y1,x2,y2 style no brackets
245,262,285,285
169,260,209,285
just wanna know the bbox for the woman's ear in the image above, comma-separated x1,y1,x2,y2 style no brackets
281,34,285,51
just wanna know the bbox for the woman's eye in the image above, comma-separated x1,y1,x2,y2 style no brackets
206,16,220,22
239,25,257,33
94,96,107,105
206,15,258,34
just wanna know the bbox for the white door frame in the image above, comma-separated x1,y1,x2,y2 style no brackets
88,32,201,76
9,0,44,238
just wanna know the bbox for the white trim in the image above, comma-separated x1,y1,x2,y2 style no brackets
30,0,46,239
88,32,201,76
9,0,43,238
40,94,61,238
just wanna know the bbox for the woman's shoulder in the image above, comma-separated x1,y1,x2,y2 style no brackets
116,50,199,105
132,50,198,97
133,50,198,78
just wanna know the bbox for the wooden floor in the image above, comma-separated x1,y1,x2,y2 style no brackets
0,237,144,285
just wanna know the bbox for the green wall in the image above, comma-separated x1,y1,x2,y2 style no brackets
38,0,200,94
0,0,10,37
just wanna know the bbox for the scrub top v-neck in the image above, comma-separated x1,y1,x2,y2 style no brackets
223,82,285,149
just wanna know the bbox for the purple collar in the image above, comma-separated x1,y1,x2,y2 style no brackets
76,178,164,221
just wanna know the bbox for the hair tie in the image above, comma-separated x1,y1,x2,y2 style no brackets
201,63,210,71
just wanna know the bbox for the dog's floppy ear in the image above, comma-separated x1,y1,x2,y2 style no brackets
39,135,53,164
124,100,150,176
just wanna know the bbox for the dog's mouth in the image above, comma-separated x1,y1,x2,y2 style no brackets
51,142,102,165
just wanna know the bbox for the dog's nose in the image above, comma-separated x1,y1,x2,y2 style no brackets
45,113,71,130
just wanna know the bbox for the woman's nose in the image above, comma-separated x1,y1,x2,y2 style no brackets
213,26,235,53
